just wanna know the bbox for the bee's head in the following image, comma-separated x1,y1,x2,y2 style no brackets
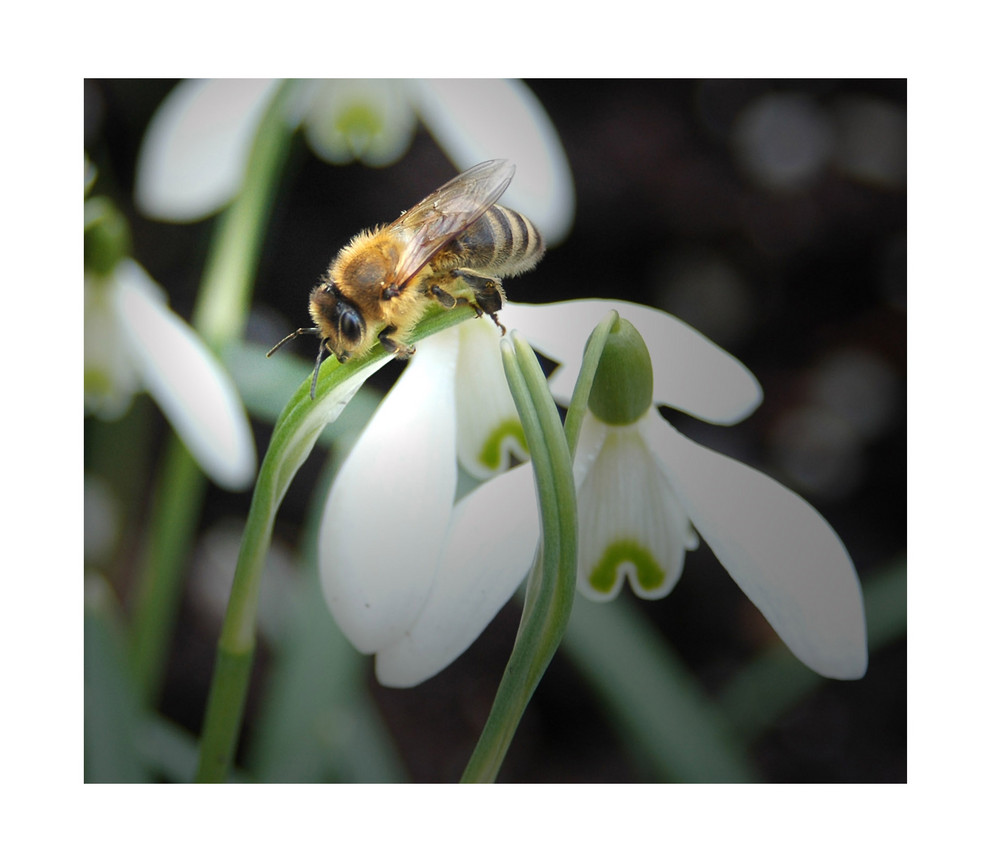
309,282,366,362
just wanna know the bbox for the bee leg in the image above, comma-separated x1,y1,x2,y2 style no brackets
452,269,505,313
487,311,507,335
378,325,415,358
451,269,507,334
427,284,457,309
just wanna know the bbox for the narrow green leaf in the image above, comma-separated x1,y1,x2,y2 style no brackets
247,570,407,782
563,595,757,782
85,577,151,783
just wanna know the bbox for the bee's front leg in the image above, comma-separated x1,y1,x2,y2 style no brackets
378,324,415,358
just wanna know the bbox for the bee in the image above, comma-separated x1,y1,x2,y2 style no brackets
268,159,545,398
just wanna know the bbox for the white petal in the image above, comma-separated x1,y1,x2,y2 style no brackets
454,317,526,479
576,415,690,601
571,403,609,484
375,463,539,687
409,79,575,244
502,299,763,424
646,418,868,679
112,261,256,490
135,79,279,221
319,328,460,655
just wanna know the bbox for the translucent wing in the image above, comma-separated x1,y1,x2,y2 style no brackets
388,159,515,290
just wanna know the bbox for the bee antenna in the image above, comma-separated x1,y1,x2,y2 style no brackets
266,327,320,358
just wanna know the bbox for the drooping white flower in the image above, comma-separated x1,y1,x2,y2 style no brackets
316,299,861,688
538,312,867,681
84,258,257,491
550,315,866,681
134,78,574,244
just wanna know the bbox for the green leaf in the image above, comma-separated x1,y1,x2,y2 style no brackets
85,576,150,783
247,568,406,782
563,595,757,782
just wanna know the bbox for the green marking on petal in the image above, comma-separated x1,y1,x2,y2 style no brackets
477,419,528,472
84,368,112,394
588,539,666,595
337,103,382,141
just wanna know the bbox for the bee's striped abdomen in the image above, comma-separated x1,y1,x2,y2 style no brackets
448,205,545,276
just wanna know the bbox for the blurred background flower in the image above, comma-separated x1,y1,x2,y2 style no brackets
84,257,256,491
133,78,574,244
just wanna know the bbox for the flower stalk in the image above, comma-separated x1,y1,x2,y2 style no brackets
129,81,296,704
460,331,579,782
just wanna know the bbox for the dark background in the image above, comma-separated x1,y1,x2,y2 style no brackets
84,79,906,782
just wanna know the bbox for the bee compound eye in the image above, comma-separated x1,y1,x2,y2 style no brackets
338,306,364,344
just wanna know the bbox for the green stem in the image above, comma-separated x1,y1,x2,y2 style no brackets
193,80,298,351
128,82,296,705
460,333,577,783
195,306,478,781
129,438,204,703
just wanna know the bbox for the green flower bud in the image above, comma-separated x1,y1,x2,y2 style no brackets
84,197,131,276
587,317,653,425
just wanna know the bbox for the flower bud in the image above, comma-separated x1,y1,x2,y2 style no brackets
85,197,132,276
587,317,653,425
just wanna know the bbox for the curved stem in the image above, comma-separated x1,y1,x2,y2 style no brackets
461,332,577,783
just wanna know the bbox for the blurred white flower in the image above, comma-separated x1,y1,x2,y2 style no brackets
84,259,257,491
134,78,574,243
135,79,279,222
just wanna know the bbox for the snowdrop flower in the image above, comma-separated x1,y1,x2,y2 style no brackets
566,317,867,681
84,257,257,491
134,78,574,244
316,298,864,689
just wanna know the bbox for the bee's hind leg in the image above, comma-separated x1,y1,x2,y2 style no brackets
450,269,507,333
